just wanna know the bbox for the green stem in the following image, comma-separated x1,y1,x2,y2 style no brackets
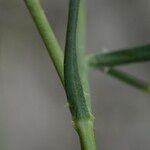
87,45,150,93
101,68,150,93
87,45,150,67
24,0,64,84
77,0,92,111
65,0,90,120
25,0,97,149
64,0,96,149
75,120,97,150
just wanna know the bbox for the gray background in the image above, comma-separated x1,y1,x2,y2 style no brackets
0,0,150,150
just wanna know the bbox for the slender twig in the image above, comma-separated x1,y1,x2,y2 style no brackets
101,68,150,93
64,0,96,149
87,45,150,67
24,0,64,84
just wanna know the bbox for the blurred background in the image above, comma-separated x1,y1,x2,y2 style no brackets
0,0,150,150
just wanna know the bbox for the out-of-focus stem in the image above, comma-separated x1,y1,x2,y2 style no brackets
24,0,64,84
102,68,150,93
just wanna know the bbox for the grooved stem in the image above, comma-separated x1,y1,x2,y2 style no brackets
77,0,92,111
64,0,97,149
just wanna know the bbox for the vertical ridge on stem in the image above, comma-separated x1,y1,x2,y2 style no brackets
64,0,97,149
64,0,90,120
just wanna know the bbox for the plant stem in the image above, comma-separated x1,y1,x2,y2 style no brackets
76,0,97,149
77,0,92,111
64,0,97,149
65,0,90,119
87,45,150,67
75,120,97,150
25,0,97,149
24,0,64,84
101,68,150,93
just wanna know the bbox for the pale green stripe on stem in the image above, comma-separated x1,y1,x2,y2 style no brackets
64,0,97,149
64,0,90,121
77,0,92,111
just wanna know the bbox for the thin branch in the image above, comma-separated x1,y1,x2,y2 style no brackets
87,45,150,67
101,68,150,93
24,0,64,84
